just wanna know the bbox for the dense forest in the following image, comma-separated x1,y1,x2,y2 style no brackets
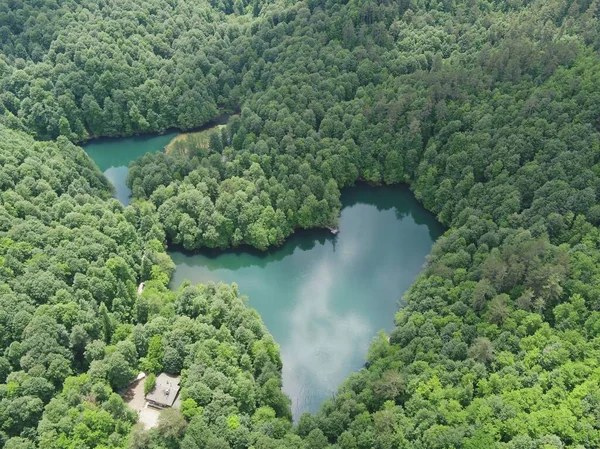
2,0,600,448
0,126,293,449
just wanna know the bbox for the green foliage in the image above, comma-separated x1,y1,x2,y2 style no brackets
180,398,201,421
141,335,164,374
0,0,270,141
0,125,173,446
125,282,293,447
128,152,342,250
2,0,600,448
36,374,137,449
144,373,156,396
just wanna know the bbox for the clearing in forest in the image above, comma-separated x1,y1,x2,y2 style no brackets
165,118,234,156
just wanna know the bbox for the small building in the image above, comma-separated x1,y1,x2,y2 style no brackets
145,373,181,409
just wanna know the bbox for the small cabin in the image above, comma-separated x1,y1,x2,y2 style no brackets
145,373,181,409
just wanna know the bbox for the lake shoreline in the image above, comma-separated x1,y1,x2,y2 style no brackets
78,111,234,147
81,123,445,418
165,114,236,154
168,183,444,418
161,182,444,260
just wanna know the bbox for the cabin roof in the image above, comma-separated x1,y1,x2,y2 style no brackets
145,373,181,407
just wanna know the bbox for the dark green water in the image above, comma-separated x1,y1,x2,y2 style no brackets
170,185,444,418
83,132,178,204
82,132,444,419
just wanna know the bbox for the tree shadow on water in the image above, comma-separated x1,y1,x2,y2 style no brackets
170,183,444,273
169,227,335,272
342,183,445,241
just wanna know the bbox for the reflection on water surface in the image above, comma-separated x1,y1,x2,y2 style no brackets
170,185,444,418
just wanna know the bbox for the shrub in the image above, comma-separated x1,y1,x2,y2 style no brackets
144,373,156,395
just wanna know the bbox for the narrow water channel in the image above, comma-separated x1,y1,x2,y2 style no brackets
84,132,178,204
84,134,444,419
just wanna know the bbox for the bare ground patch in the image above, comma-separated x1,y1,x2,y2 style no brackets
122,377,161,429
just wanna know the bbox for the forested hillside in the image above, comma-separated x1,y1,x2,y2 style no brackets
2,0,600,448
0,125,293,448
0,0,275,141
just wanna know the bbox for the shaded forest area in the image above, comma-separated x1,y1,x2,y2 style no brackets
1,0,600,448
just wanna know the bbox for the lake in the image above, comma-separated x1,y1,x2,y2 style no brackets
83,133,444,419
84,132,178,204
83,116,231,204
169,185,443,418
